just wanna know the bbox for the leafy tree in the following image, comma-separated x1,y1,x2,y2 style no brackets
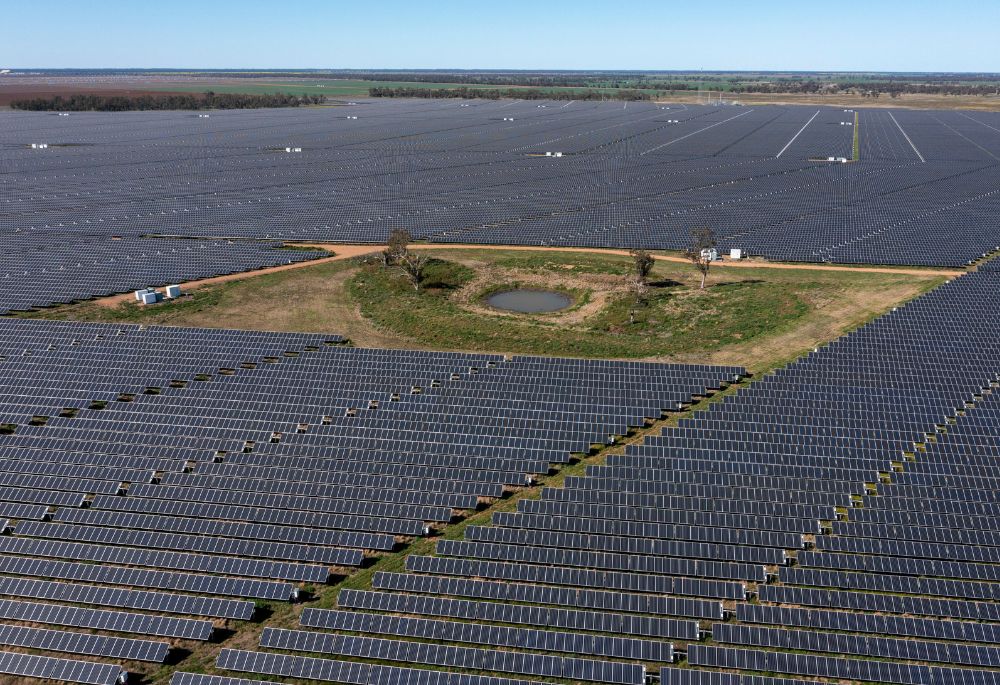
685,227,717,290
624,249,655,324
382,229,411,267
629,249,655,283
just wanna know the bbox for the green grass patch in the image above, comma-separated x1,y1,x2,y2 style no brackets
14,286,232,324
350,258,815,358
12,248,946,375
591,279,810,350
279,244,332,253
489,250,633,275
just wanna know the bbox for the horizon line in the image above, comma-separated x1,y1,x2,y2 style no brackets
5,67,1000,75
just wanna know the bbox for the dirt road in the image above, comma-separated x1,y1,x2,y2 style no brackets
388,243,962,277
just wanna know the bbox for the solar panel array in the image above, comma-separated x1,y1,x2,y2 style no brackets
197,269,1000,685
0,232,326,314
4,101,1000,273
0,316,736,681
5,98,1000,685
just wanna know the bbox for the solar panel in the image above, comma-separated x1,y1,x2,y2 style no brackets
259,627,645,684
0,651,125,685
0,624,169,662
4,105,999,274
299,608,673,661
0,315,737,681
0,598,212,640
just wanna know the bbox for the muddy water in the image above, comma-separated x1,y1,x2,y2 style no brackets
486,289,571,313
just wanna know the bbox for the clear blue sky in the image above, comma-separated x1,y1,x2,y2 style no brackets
4,0,998,72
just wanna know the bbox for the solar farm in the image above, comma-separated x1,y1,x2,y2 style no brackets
1,98,1000,685
4,100,1000,274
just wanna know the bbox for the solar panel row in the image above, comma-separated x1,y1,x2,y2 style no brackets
0,233,326,314
4,102,1000,273
0,651,124,685
258,627,644,684
0,597,212,640
0,573,252,619
220,270,1000,685
299,608,673,661
0,624,168,663
0,316,734,680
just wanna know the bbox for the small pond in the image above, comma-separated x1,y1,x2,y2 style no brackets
486,289,572,313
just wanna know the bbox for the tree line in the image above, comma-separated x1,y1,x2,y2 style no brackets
10,92,326,112
244,70,1000,96
194,70,724,88
368,86,652,101
731,81,999,97
359,72,700,89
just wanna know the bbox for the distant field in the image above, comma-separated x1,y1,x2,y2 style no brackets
127,79,1000,110
670,90,1000,111
0,79,390,103
138,79,655,99
5,80,998,110
6,70,1000,109
0,77,658,104
17,248,945,375
146,79,500,97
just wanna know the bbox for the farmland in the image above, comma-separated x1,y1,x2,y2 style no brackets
4,69,1000,108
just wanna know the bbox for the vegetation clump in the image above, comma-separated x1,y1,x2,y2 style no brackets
378,229,431,291
349,254,814,359
11,91,325,111
626,249,656,324
381,229,411,267
369,86,651,101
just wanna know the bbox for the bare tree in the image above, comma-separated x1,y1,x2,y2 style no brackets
629,249,655,284
626,274,649,325
685,227,716,290
399,252,430,292
382,229,411,267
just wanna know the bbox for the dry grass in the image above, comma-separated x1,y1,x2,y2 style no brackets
18,247,946,376
345,249,943,372
669,277,937,371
